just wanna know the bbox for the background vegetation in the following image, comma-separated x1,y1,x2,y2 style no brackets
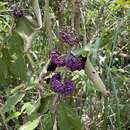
0,0,130,130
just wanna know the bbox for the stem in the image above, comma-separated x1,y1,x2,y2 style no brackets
119,53,130,59
26,53,36,71
53,116,58,130
102,97,108,130
74,0,81,35
38,60,51,84
32,0,42,29
113,43,129,56
80,5,87,45
71,0,75,30
44,0,53,45
110,73,121,130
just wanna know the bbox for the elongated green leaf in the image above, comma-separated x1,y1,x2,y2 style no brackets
0,58,8,83
43,113,54,130
1,92,25,113
7,31,24,55
19,116,41,130
24,95,54,116
21,102,33,115
1,48,11,67
115,0,130,6
29,98,41,115
91,37,101,63
37,94,54,114
9,56,27,80
57,103,82,130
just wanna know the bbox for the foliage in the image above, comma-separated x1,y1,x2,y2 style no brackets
0,0,130,130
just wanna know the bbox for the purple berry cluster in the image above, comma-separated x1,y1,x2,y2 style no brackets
50,73,75,96
50,50,87,71
48,31,87,96
8,0,23,17
50,49,65,67
50,49,87,71
59,31,80,46
65,54,87,71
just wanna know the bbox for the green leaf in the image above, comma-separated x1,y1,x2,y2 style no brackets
15,17,37,52
11,83,26,94
19,116,41,130
9,56,27,80
43,113,54,130
91,37,101,63
6,111,21,123
7,31,24,55
1,48,11,67
71,45,91,57
115,0,130,5
37,94,54,114
1,92,25,113
21,102,33,115
127,8,130,16
0,58,8,83
15,17,35,37
29,98,41,115
57,103,82,130
15,17,37,51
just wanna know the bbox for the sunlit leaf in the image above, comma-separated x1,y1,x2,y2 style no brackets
1,92,25,113
6,111,21,123
19,116,41,130
21,102,33,115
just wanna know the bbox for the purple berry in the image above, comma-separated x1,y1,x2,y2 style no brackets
51,73,61,81
50,73,75,96
65,54,87,71
8,0,23,17
51,80,64,93
59,31,80,46
51,73,64,93
9,8,23,17
63,80,75,96
50,49,65,67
